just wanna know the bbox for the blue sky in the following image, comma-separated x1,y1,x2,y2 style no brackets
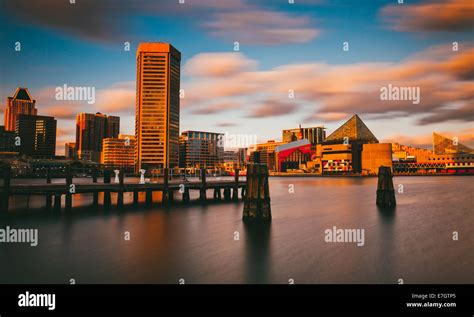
1,0,473,153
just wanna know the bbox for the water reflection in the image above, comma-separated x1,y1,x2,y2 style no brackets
243,221,272,284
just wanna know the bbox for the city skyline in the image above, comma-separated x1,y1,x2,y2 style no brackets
1,0,473,155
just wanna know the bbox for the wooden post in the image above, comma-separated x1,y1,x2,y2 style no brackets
103,169,111,210
145,189,153,208
182,187,190,203
243,164,271,222
232,168,239,200
376,166,396,208
46,167,52,184
1,165,11,213
92,167,98,207
133,190,139,207
213,187,221,200
199,168,207,201
117,168,124,209
224,187,231,201
65,165,73,212
163,168,169,203
54,194,62,212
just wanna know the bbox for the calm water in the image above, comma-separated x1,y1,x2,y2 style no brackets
1,176,473,284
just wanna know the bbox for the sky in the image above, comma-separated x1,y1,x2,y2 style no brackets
0,0,473,154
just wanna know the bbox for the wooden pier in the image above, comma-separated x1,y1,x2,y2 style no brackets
0,166,246,212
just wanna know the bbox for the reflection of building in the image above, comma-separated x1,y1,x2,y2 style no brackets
179,131,224,168
101,134,135,171
4,87,37,132
282,125,326,145
0,125,17,156
75,112,119,162
135,43,181,172
65,142,76,159
16,114,57,158
249,140,284,171
275,139,312,172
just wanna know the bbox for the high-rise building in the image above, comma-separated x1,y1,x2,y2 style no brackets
65,142,76,159
16,114,56,158
4,87,37,131
101,134,135,171
282,125,326,145
75,112,120,162
179,131,224,168
135,43,181,172
0,125,17,155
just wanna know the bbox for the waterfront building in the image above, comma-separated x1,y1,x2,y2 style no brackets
0,125,18,156
275,139,312,172
75,112,119,162
65,142,76,159
4,87,37,132
323,114,378,173
101,134,135,171
282,125,326,145
249,140,285,171
16,114,56,159
135,42,181,172
179,130,224,169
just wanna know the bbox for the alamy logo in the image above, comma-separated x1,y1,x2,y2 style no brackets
380,84,420,105
18,291,55,311
55,84,95,104
324,226,365,247
0,226,38,246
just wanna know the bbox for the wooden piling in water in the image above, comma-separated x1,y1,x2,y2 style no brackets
199,169,207,201
376,166,396,208
45,167,52,210
232,168,239,201
145,189,153,208
182,187,190,203
103,170,111,210
213,187,221,200
163,168,169,203
65,165,73,211
53,194,61,212
1,165,11,213
224,188,231,201
117,169,124,209
92,167,99,207
133,190,139,207
243,164,271,222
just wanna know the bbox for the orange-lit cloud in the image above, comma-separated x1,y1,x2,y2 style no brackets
185,53,257,77
182,44,474,125
191,102,241,115
247,99,297,118
205,10,320,45
381,0,474,32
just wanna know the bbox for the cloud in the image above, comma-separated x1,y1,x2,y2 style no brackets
96,81,135,114
191,101,241,115
247,100,297,118
182,45,473,125
204,10,320,45
3,0,320,45
381,0,474,33
215,122,237,127
184,53,257,77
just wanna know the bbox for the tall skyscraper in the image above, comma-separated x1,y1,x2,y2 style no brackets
75,112,120,162
135,43,181,172
4,87,37,131
16,114,56,158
